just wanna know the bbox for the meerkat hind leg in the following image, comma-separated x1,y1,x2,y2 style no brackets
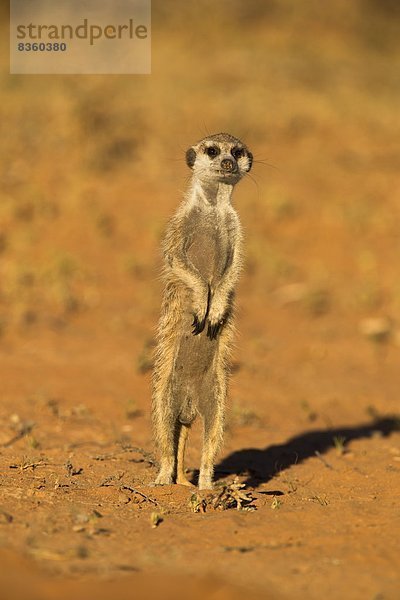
154,452,175,486
176,423,194,487
154,409,177,485
198,404,224,490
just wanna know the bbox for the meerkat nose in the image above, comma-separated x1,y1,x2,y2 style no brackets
221,157,236,172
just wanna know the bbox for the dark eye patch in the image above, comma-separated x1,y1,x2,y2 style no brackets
231,147,245,160
205,146,220,158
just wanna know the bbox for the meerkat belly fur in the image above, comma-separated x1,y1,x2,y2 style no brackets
152,132,253,490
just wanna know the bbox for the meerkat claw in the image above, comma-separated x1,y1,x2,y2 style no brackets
207,322,221,340
192,315,206,335
206,323,215,339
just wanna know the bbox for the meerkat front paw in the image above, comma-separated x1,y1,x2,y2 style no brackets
206,292,228,339
206,319,224,340
192,314,207,335
191,286,210,336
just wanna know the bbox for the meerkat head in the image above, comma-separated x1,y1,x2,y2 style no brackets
186,133,253,186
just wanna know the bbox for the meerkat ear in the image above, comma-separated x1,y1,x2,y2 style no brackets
186,147,196,169
246,151,253,172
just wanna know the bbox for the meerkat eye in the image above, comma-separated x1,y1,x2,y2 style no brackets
231,147,244,160
205,146,220,158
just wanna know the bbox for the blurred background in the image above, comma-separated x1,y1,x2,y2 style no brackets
1,0,400,342
1,1,400,595
0,0,400,429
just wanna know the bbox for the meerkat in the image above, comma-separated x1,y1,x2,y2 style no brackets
151,132,253,490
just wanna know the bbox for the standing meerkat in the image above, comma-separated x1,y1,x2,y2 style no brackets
152,132,253,490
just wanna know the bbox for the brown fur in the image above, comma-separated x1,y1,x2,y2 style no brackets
152,133,252,489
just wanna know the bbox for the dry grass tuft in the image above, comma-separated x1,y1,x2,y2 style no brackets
190,479,256,513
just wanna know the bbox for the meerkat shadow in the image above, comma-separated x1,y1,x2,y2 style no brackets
215,416,400,488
